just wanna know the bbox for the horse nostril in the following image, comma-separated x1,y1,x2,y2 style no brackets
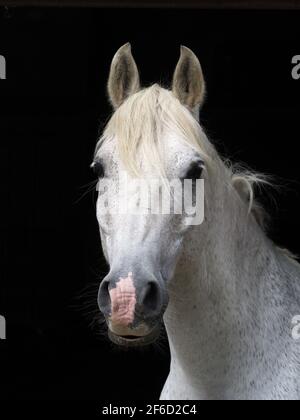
98,279,111,314
141,281,161,313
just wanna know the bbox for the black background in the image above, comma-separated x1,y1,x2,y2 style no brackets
1,6,300,400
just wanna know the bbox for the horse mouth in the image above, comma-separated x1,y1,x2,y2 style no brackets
108,326,160,347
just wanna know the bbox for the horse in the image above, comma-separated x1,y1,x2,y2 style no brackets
93,43,300,400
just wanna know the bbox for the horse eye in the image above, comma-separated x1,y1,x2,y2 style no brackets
185,162,204,180
92,161,105,179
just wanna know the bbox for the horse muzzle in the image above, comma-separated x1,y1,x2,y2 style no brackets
98,270,168,347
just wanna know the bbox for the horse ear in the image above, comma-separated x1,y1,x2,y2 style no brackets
107,43,140,109
172,46,206,112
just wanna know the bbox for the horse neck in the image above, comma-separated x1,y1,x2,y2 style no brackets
164,168,276,386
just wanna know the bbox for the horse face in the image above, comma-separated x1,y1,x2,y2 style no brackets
95,43,206,347
95,134,205,347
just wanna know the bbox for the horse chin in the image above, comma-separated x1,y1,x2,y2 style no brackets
108,325,161,348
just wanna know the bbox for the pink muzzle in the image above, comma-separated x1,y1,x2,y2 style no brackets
109,272,137,327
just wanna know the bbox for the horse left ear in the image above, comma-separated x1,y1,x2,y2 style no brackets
172,46,206,112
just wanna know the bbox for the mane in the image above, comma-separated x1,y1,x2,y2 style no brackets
95,84,272,230
96,84,217,177
230,167,273,230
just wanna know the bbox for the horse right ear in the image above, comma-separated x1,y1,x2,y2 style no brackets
107,43,140,109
